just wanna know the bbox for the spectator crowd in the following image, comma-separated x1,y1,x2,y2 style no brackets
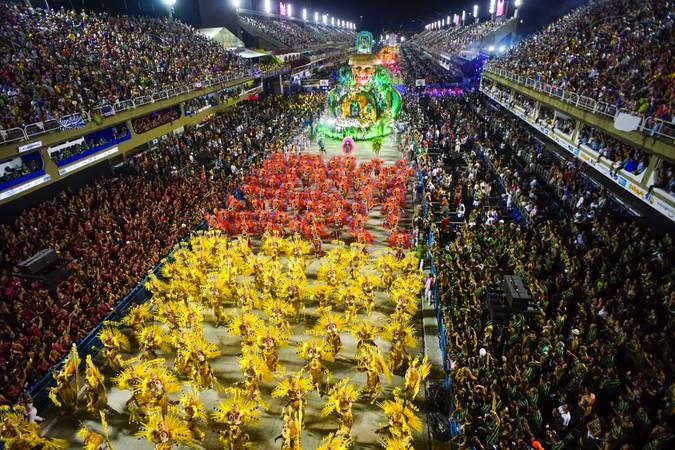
0,4,255,131
0,93,324,403
240,13,355,49
406,90,672,448
50,125,129,164
491,0,674,120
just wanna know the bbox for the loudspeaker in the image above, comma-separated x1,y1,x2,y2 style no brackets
17,249,57,275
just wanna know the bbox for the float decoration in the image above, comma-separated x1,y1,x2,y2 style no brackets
318,31,402,141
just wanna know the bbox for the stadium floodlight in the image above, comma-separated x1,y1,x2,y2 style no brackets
232,0,240,9
314,11,319,22
489,0,496,14
462,10,466,23
515,0,522,6
473,4,478,18
400,36,405,42
441,19,445,26
287,3,292,17
302,8,307,20
264,0,271,14
488,45,495,51
499,45,506,52
162,0,176,20
331,17,335,26
447,15,450,26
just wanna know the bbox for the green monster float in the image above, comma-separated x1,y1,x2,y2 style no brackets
318,31,402,140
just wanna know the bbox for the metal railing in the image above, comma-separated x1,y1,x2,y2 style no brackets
484,65,675,143
0,67,287,147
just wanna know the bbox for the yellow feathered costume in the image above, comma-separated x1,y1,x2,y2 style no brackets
321,378,361,435
0,405,68,449
212,388,261,450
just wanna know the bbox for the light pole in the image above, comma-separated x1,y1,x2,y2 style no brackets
162,0,176,21
514,0,522,18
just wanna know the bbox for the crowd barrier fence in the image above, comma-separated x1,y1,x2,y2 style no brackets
415,162,462,439
484,65,675,143
1,68,289,147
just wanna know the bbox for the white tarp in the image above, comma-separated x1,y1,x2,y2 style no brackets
614,112,642,132
238,49,271,59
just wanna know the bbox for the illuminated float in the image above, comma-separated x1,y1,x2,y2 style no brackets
318,31,402,140
377,46,398,68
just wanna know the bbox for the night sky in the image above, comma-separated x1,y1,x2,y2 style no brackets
45,0,588,36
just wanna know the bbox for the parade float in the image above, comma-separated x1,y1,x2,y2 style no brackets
318,31,402,140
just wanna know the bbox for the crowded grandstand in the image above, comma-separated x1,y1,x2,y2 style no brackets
0,0,672,449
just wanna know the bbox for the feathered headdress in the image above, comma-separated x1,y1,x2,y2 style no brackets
98,326,131,352
310,311,348,336
238,350,273,382
271,372,315,400
380,320,417,349
321,378,361,417
136,413,198,448
317,432,353,450
212,388,262,426
377,398,423,433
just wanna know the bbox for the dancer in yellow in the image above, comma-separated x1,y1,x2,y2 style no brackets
279,409,302,450
317,257,345,288
260,232,286,258
298,339,335,393
360,345,392,402
279,275,307,321
374,253,398,289
236,283,260,312
256,324,289,374
156,301,203,335
389,280,420,322
310,310,347,356
228,310,265,350
356,273,380,314
381,320,417,371
0,405,67,449
173,331,220,389
376,398,422,448
237,351,271,408
350,320,380,369
335,285,361,322
120,303,152,335
136,413,198,450
178,386,207,443
321,378,361,436
204,281,229,327
284,233,311,259
272,372,314,437
261,296,294,337
48,343,80,410
309,283,336,309
136,324,170,361
394,355,431,403
212,388,261,450
83,355,108,415
98,326,130,372
114,359,180,423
